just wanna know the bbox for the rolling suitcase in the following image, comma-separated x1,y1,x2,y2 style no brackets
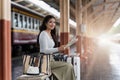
67,56,80,80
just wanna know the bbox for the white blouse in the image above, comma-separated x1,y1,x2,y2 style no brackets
39,31,59,54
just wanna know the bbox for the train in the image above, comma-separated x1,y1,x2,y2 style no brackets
11,9,39,56
11,1,75,57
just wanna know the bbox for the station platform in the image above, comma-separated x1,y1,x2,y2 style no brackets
81,42,120,80
12,42,120,80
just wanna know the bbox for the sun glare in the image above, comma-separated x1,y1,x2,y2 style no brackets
97,35,111,46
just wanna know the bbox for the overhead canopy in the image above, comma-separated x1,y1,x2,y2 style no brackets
11,0,120,37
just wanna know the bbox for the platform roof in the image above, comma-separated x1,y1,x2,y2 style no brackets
11,0,120,37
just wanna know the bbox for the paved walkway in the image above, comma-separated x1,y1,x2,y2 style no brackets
82,42,120,80
12,57,23,80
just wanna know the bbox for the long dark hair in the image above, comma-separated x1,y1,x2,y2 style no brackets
37,15,59,47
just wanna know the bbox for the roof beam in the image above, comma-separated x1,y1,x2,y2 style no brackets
89,0,119,25
70,4,75,20
93,0,120,7
25,3,33,7
14,0,24,3
43,0,54,2
88,8,118,20
81,0,120,13
81,0,97,12
108,3,120,26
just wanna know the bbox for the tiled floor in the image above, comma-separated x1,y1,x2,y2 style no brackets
12,42,120,80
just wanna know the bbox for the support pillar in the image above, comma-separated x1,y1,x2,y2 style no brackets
0,0,11,80
82,0,88,55
76,0,82,56
60,0,70,54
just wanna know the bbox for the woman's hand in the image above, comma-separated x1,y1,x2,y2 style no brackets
58,45,66,52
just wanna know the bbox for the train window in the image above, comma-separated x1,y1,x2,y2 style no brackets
25,16,28,28
30,18,33,30
35,20,37,30
12,11,41,31
19,14,23,28
11,12,13,28
28,17,32,29
23,15,25,29
30,18,33,29
39,21,41,29
36,20,40,30
14,13,18,28
24,16,27,29
32,19,35,30
34,19,37,30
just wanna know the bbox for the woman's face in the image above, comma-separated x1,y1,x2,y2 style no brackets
46,18,56,30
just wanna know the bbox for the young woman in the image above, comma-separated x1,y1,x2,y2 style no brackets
38,15,75,80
